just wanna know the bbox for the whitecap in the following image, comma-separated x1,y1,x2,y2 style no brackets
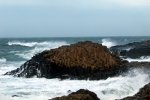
101,38,117,48
8,41,68,48
15,41,69,60
8,41,38,47
0,61,24,75
125,56,150,62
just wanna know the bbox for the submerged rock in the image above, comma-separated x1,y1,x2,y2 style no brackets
49,89,100,100
5,41,124,80
110,40,150,58
121,82,150,100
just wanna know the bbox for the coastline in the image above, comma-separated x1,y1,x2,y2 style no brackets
1,37,149,100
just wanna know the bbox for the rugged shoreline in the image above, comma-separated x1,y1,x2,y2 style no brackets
4,40,150,100
5,41,126,80
49,82,150,100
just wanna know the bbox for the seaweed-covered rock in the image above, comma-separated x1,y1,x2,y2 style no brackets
49,89,100,100
5,41,124,80
110,40,150,58
121,83,150,100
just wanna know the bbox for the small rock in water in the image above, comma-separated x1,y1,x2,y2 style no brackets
50,89,100,100
12,95,19,97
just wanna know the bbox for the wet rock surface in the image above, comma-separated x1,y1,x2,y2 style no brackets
125,62,150,68
5,41,124,80
49,89,100,100
110,40,150,58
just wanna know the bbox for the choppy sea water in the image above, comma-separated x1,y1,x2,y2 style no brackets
0,37,150,100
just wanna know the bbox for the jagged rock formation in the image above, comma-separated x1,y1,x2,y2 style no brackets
121,82,150,100
110,40,150,58
5,41,124,80
49,89,100,100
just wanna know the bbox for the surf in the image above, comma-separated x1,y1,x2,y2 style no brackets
101,38,117,48
8,41,69,60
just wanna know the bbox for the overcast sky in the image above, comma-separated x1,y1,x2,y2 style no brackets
0,0,150,37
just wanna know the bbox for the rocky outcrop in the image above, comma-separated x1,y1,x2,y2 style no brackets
110,40,150,58
5,41,125,80
50,83,150,100
49,89,100,100
121,82,150,100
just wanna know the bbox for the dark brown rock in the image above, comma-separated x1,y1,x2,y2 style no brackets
121,83,150,100
49,89,100,100
43,41,120,69
5,41,124,80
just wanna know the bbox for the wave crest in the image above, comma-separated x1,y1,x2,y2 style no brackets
101,38,117,48
13,41,69,60
8,41,67,47
125,56,150,62
8,41,38,47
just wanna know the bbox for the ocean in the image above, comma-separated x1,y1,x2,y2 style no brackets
0,36,150,100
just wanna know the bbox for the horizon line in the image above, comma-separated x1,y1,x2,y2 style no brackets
1,35,150,39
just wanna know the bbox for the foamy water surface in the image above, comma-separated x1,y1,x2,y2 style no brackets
0,61,149,100
0,38,150,100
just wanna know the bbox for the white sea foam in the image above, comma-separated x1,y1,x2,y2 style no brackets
8,41,38,47
0,58,7,63
8,41,68,48
1,39,150,100
8,41,53,47
0,94,9,100
14,41,69,60
101,38,117,48
125,56,150,62
0,61,24,75
0,66,149,100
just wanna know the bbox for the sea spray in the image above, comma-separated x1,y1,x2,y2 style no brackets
1,66,149,100
101,38,117,48
1,37,150,100
10,41,69,60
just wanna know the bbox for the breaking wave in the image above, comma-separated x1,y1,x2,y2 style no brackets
125,56,150,62
8,41,68,48
8,41,39,47
0,68,149,100
1,38,150,100
101,38,117,48
0,60,24,75
14,41,69,60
